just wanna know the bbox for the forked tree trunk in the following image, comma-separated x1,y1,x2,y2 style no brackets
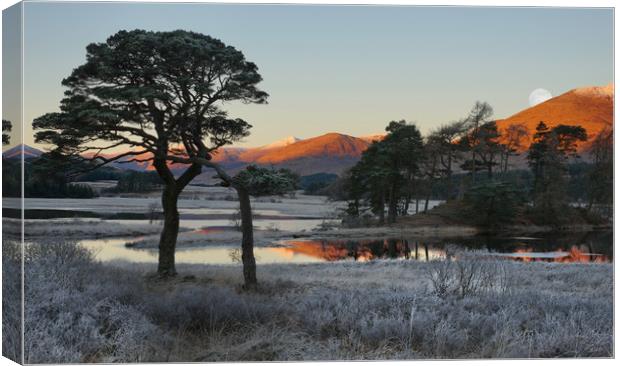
158,185,180,277
154,160,201,278
236,187,257,289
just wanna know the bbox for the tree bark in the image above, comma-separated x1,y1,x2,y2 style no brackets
237,187,257,289
158,186,180,277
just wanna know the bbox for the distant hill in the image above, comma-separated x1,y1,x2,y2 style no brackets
2,144,43,160
206,132,372,177
496,84,613,150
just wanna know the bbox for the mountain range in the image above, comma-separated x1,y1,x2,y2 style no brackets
3,84,613,177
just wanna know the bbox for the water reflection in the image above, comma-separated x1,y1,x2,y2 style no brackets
77,237,323,264
74,230,612,265
280,239,444,262
279,231,612,263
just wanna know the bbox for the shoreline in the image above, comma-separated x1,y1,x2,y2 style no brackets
4,216,611,246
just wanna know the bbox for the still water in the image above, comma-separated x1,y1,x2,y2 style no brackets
77,230,612,265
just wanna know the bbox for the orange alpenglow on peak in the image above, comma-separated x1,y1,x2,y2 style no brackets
254,133,371,164
496,84,613,151
204,132,375,175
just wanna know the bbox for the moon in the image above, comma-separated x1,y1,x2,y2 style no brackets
529,88,553,107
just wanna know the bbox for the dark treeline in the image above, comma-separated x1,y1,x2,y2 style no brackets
103,171,163,194
75,166,125,181
2,157,172,197
338,102,612,229
3,153,97,198
301,173,339,195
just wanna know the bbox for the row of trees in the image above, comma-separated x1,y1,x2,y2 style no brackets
344,103,612,227
345,102,507,224
105,171,163,193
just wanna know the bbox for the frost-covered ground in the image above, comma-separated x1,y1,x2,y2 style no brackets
3,241,612,363
3,218,166,239
5,187,343,218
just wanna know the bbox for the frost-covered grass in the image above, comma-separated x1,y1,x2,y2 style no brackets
5,189,342,218
2,240,21,363
3,240,612,363
3,218,165,239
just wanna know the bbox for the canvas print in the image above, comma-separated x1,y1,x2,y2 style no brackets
1,1,614,363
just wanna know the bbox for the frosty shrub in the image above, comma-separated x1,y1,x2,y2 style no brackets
426,252,509,298
22,241,167,363
2,240,22,362
141,284,281,333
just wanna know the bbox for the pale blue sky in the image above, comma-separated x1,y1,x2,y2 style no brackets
3,2,614,147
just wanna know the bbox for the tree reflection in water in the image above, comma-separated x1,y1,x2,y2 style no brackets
281,231,612,263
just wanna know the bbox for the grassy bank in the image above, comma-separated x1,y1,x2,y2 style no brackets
2,241,612,363
396,200,611,235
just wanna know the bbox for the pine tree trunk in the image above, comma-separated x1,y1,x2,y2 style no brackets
158,185,180,277
424,184,431,212
387,183,398,224
471,150,476,184
153,161,201,278
377,191,385,224
237,187,257,289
